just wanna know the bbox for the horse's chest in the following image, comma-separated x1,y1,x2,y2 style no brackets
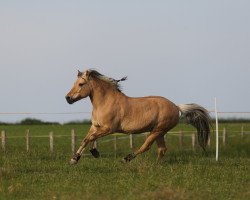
91,111,111,126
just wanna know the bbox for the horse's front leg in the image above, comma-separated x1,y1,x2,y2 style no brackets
69,127,95,165
70,125,111,165
89,140,100,158
88,126,111,157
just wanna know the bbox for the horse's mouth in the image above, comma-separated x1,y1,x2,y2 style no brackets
65,96,75,104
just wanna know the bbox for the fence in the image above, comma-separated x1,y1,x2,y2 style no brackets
1,109,250,158
1,127,249,155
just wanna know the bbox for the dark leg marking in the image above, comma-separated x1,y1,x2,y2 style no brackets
69,153,81,165
122,153,136,163
90,148,100,158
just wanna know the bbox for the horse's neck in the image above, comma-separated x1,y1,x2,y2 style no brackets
90,82,122,109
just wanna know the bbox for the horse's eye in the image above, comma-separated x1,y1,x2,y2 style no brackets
79,83,84,87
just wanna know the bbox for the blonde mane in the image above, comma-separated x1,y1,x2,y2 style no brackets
88,69,127,92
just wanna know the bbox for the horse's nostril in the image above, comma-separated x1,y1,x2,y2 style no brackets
65,96,70,100
66,96,74,104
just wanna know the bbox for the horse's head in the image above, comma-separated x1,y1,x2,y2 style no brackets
65,70,91,104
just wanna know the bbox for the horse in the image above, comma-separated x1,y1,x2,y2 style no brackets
66,69,211,165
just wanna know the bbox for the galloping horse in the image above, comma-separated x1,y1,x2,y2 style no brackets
66,69,211,165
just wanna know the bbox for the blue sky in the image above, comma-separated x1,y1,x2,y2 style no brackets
0,1,250,123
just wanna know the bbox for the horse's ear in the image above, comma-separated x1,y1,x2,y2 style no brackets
77,70,82,77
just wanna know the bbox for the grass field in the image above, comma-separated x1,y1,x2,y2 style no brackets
0,123,249,200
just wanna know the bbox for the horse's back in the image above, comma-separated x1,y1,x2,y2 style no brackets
119,95,179,133
129,96,178,114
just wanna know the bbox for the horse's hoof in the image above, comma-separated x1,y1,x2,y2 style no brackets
121,153,136,163
121,158,128,164
90,148,100,158
69,158,78,165
69,153,81,165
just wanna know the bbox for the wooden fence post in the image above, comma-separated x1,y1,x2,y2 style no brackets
1,130,6,152
26,129,30,152
179,131,183,147
241,126,244,138
223,127,227,146
192,133,195,150
93,140,98,149
71,129,76,153
207,133,211,147
49,131,54,152
129,134,134,149
113,135,117,158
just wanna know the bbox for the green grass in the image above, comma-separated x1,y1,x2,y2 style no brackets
0,123,250,200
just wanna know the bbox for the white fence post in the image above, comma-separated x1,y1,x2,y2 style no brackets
113,135,117,158
207,133,211,147
129,134,133,149
26,129,30,152
71,129,76,153
215,98,219,161
1,130,6,152
241,126,244,138
223,127,227,146
192,133,195,150
49,131,54,152
93,140,98,149
179,131,183,147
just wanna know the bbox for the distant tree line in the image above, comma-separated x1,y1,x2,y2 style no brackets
0,118,60,125
63,119,91,125
0,118,91,125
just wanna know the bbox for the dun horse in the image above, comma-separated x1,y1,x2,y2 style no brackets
66,69,211,165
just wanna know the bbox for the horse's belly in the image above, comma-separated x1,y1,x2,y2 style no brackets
119,117,155,134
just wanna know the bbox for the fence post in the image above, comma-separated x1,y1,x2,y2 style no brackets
113,135,117,158
241,126,244,138
192,133,195,150
93,140,98,149
207,133,211,147
71,129,75,153
179,131,183,147
223,127,227,146
129,134,134,149
49,131,54,152
1,130,6,152
26,129,30,152
215,98,219,161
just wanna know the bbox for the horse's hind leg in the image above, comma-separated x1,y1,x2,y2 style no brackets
122,132,160,163
155,134,167,161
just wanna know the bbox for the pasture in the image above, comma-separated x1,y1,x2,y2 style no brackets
0,123,249,200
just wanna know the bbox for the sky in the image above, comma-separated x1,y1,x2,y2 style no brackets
0,0,250,123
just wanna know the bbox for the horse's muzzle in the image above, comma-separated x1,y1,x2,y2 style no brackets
65,96,74,104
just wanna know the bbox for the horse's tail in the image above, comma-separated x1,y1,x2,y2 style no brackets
178,104,211,150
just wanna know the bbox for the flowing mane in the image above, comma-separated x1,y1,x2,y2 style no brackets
88,69,127,92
